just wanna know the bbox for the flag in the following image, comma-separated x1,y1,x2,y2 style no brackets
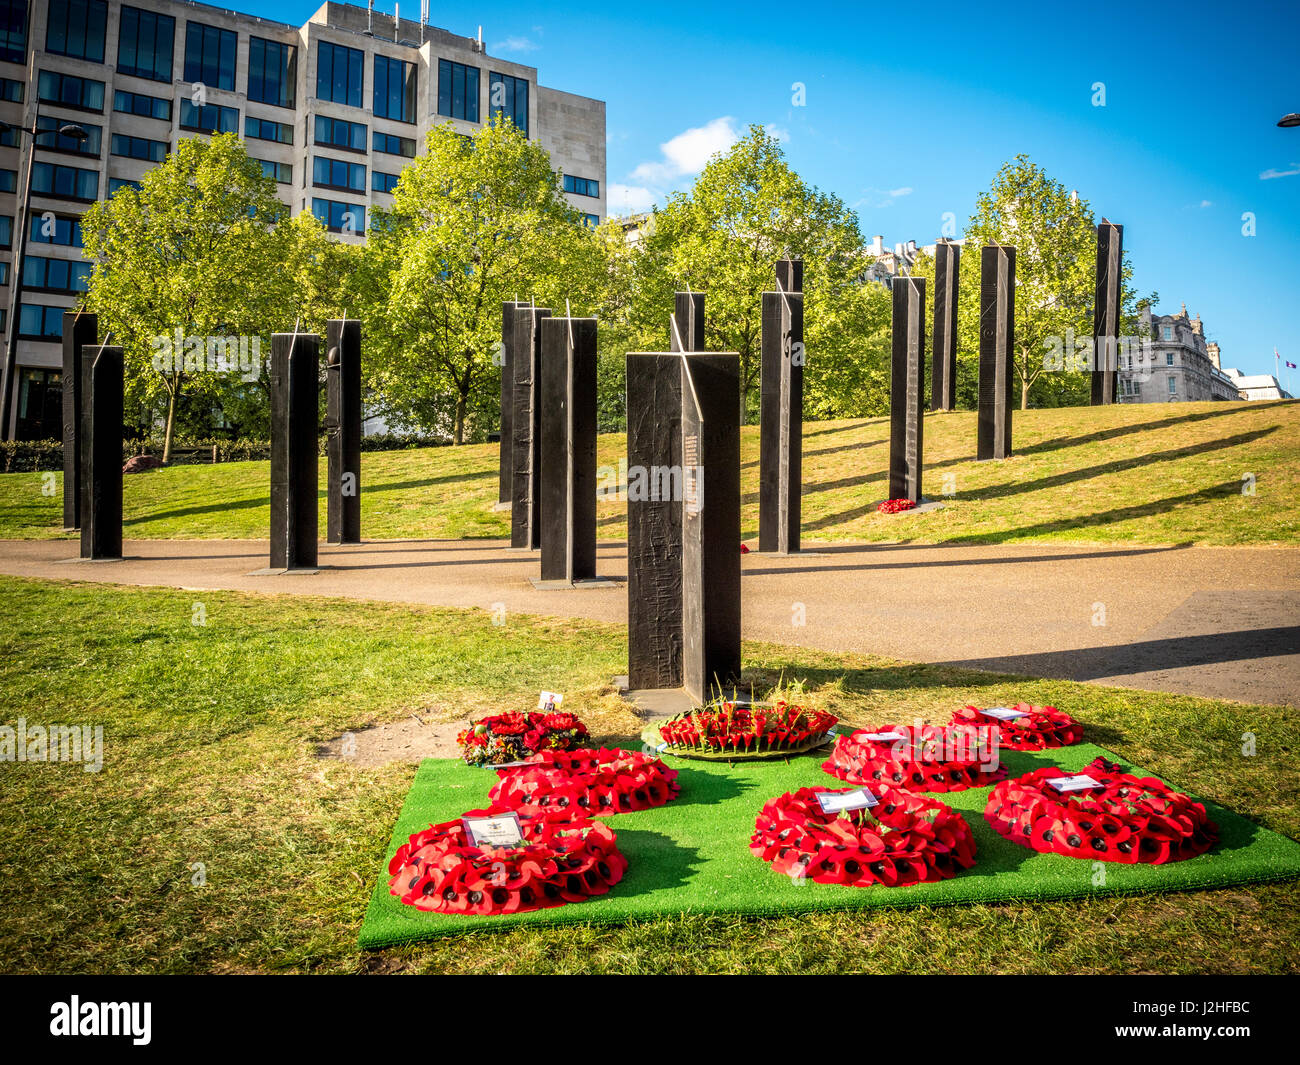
1287,361,1297,370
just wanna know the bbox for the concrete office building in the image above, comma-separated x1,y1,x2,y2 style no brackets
1119,304,1240,403
0,0,606,439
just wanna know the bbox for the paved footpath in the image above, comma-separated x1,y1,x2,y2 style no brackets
1,538,1297,708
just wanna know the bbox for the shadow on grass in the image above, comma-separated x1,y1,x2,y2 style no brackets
1015,403,1280,458
607,827,703,895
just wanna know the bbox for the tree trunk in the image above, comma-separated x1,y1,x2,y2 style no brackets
163,386,178,463
453,389,467,445
1021,376,1030,410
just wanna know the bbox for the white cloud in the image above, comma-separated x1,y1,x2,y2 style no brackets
1260,163,1300,180
630,117,740,184
492,36,538,53
1199,199,1213,208
852,187,914,210
608,184,657,214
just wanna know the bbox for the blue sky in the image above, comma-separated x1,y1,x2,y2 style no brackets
265,0,1299,380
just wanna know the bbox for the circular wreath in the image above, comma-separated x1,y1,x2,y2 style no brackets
387,805,627,915
647,701,838,761
457,710,590,767
488,747,680,815
823,724,1007,793
949,703,1084,751
751,786,977,886
984,756,1219,864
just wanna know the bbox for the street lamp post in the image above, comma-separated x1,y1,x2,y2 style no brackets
0,110,89,440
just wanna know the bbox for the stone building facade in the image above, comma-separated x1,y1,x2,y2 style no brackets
1119,304,1240,403
0,0,606,438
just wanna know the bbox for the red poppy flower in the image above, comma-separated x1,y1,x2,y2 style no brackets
751,786,978,887
877,498,917,514
984,756,1218,864
458,709,592,767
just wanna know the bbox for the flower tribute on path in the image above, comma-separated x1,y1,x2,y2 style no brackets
457,711,590,767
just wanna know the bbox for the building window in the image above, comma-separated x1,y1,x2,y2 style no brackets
19,304,67,340
372,130,416,157
563,174,600,198
15,367,63,440
36,115,102,155
374,54,417,123
108,178,141,195
0,76,24,102
110,133,168,162
30,214,83,247
32,162,99,201
316,41,364,107
45,0,107,62
1168,376,1177,394
582,213,600,227
372,170,399,194
1166,352,1174,366
1162,326,1172,340
311,198,365,233
248,37,296,108
179,100,239,134
314,115,367,152
245,116,293,145
438,59,479,122
0,168,13,193
117,5,174,82
313,156,366,193
23,256,92,293
489,72,529,135
183,21,237,91
256,159,292,184
0,0,26,65
37,70,106,112
0,214,11,248
0,261,8,284
114,89,171,122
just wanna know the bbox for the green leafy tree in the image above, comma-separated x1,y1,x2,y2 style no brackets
957,155,1150,409
635,125,879,422
81,134,307,458
361,120,602,443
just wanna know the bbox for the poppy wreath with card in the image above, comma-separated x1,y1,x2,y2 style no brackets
949,703,1084,751
387,804,627,916
488,747,680,815
750,786,978,887
984,756,1219,864
822,724,1008,793
877,498,917,514
652,701,838,761
457,710,590,767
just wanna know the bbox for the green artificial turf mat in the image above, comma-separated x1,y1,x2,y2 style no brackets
359,743,1300,947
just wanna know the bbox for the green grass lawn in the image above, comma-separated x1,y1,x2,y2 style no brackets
2,400,1297,545
1,574,1296,974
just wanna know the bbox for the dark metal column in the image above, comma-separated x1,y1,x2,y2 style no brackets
325,318,361,545
1091,220,1123,405
539,316,597,583
931,241,960,411
509,304,551,548
79,342,122,560
889,276,926,502
62,310,98,529
977,244,1016,460
269,332,319,570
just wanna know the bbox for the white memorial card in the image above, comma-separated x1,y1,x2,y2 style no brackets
462,812,524,847
981,706,1028,721
862,730,906,743
816,788,878,814
537,691,564,710
1047,774,1103,794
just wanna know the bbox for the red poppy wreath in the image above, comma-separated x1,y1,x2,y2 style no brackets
488,747,680,815
650,701,839,761
457,710,590,767
984,757,1219,864
751,786,978,886
949,703,1084,750
388,805,627,915
823,724,1007,793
